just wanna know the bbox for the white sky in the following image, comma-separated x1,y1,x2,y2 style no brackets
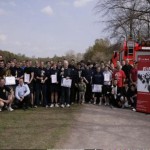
0,0,106,57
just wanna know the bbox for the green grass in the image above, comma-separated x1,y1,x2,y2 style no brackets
0,105,81,149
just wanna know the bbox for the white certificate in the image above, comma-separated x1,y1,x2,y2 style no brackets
61,78,72,88
51,74,57,83
5,76,16,85
24,73,30,83
92,84,102,93
104,74,110,82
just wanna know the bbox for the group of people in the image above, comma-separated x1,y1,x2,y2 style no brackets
0,55,137,112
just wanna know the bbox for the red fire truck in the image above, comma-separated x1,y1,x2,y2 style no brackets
112,38,150,113
112,38,150,66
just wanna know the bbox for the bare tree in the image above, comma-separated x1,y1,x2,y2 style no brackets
95,0,150,40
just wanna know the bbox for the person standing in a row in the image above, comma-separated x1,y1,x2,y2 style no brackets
82,63,93,103
24,60,34,107
35,61,48,107
60,60,72,108
49,63,60,107
92,66,104,105
122,59,132,85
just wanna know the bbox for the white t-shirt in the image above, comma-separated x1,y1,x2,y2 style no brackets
103,71,112,85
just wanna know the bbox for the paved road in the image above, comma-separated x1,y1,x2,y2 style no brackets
58,104,150,149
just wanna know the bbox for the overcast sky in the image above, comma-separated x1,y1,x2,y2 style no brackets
0,0,105,58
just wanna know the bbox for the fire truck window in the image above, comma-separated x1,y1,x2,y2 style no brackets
128,47,133,55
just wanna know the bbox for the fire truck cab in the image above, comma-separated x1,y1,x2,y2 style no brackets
112,38,150,66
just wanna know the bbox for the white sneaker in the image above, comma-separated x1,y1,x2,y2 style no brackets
132,108,136,112
93,101,96,105
50,104,54,108
7,107,14,111
105,103,109,106
55,103,59,107
61,104,65,108
0,107,2,112
34,105,38,108
66,104,70,107
99,102,102,106
45,105,49,108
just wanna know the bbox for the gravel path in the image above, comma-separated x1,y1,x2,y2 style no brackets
58,104,150,149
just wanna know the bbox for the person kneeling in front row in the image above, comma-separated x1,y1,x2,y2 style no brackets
15,78,30,110
0,78,14,112
110,79,123,108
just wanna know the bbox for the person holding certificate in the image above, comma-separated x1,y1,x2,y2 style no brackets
60,60,72,108
92,66,104,105
4,61,17,94
49,63,60,108
24,60,34,107
0,78,14,112
103,65,112,106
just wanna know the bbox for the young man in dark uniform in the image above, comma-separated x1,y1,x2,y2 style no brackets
122,59,132,85
4,61,12,77
14,62,24,85
49,63,60,107
45,61,51,106
0,78,14,111
0,60,6,78
73,62,82,103
10,61,16,76
33,61,40,107
23,60,34,107
9,61,18,91
81,63,93,103
35,61,48,107
60,60,72,108
69,59,77,104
